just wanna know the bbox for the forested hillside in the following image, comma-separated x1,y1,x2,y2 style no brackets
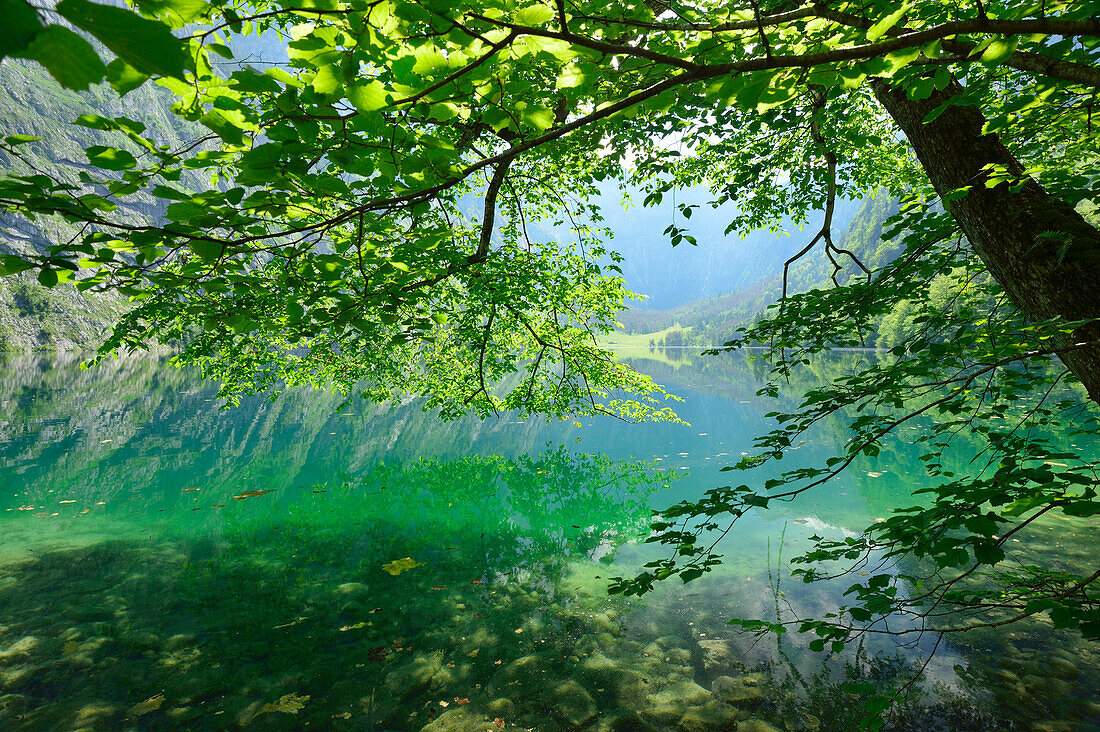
619,193,900,346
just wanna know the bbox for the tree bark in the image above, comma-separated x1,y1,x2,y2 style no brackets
871,79,1100,403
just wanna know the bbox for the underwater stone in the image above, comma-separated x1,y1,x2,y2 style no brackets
420,707,501,731
118,632,160,651
0,693,27,720
654,636,685,650
75,701,124,726
1045,657,1079,679
579,651,617,678
645,678,712,724
166,634,195,651
488,653,558,701
608,668,648,709
712,676,763,707
589,612,620,635
487,697,516,717
552,679,597,727
664,648,692,666
697,639,737,675
384,650,445,695
334,582,370,596
679,699,744,731
737,719,782,732
0,666,32,690
596,710,659,732
0,636,38,665
595,632,620,651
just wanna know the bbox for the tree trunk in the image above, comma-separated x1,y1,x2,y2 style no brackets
871,79,1100,403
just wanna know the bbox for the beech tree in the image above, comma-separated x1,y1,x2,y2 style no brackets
1,0,1098,682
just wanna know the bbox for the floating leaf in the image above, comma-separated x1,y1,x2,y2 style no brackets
129,693,164,716
382,557,425,575
232,489,275,500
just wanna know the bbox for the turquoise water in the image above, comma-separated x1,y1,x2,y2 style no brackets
0,351,1095,730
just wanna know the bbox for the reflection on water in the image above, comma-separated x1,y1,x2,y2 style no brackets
0,352,1095,730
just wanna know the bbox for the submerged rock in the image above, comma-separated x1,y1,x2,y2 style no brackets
0,666,32,690
420,707,501,731
1045,657,1079,680
679,699,744,731
0,637,38,665
165,633,195,651
552,679,597,727
697,639,738,675
74,701,124,726
597,710,659,732
334,582,370,596
644,679,712,725
385,650,446,695
737,719,782,732
712,675,764,707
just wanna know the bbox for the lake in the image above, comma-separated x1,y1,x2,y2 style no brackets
0,350,1095,730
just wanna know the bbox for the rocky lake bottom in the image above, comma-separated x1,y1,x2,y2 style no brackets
0,495,1095,732
0,354,1095,730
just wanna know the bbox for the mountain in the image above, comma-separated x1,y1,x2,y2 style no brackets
0,56,206,350
543,184,863,311
616,193,901,345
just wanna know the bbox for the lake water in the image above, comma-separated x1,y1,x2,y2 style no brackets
0,351,1095,730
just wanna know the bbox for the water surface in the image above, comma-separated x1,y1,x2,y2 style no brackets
0,351,1095,730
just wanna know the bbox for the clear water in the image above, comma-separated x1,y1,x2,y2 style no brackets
0,351,1095,730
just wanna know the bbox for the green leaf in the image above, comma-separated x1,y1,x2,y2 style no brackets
515,4,555,26
37,267,58,287
347,81,388,112
972,541,1005,565
106,57,149,95
199,109,246,146
311,63,343,98
131,0,209,25
0,0,44,59
980,37,1019,67
57,0,191,80
4,134,40,146
866,3,910,42
85,145,137,170
16,24,106,91
0,256,36,276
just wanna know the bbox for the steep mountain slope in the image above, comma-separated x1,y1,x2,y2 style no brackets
0,58,204,351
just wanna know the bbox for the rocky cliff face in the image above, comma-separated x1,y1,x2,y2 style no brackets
0,58,203,352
